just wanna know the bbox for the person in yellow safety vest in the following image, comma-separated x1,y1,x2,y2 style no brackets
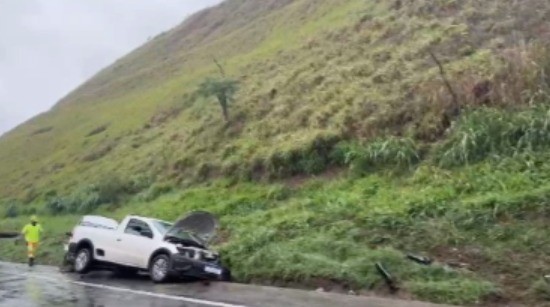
21,215,44,267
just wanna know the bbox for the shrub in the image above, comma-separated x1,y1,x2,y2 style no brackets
137,183,174,202
530,279,550,301
265,133,341,178
3,203,19,218
126,175,154,194
94,175,128,204
69,188,102,213
344,137,420,174
22,207,37,216
436,106,550,167
45,197,69,215
408,279,498,305
42,176,137,215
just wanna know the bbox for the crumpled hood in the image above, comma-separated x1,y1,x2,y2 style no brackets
165,211,219,247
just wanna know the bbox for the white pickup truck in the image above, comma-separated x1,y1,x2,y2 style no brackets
64,212,230,283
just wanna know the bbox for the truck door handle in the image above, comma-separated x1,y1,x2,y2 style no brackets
116,238,122,242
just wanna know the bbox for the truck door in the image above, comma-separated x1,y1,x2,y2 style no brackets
116,219,157,268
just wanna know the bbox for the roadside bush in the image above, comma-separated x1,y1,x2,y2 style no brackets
125,174,154,194
93,175,129,204
3,202,19,218
137,183,174,202
408,279,498,306
71,188,102,213
530,279,550,301
43,176,138,215
45,197,69,215
20,207,37,216
436,106,550,167
344,137,420,174
265,132,341,178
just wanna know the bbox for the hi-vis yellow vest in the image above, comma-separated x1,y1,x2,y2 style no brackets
22,224,43,243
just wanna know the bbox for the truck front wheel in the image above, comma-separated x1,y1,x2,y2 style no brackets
149,254,171,283
74,247,93,274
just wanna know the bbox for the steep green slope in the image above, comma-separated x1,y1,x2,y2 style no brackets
2,0,549,199
2,0,550,305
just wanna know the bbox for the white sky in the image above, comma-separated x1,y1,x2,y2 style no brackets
0,0,222,135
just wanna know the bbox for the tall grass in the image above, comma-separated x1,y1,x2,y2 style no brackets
5,153,550,304
436,106,550,167
340,137,420,174
44,175,153,214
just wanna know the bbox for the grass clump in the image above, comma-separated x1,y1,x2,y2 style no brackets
4,155,550,305
436,106,550,167
264,132,341,178
341,137,420,174
530,279,550,302
137,182,174,202
44,176,151,214
3,202,19,218
408,279,498,306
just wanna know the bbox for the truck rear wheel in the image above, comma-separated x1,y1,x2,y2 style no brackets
74,247,93,274
149,254,171,283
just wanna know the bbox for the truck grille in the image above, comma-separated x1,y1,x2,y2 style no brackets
177,246,218,262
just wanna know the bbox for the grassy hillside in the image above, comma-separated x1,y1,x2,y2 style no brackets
2,0,550,305
2,0,549,198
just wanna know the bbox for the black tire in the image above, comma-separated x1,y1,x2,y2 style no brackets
60,252,75,273
149,254,171,283
74,247,93,274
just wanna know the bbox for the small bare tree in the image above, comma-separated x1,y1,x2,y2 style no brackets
428,49,460,129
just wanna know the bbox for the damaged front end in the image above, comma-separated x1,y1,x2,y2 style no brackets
165,211,231,281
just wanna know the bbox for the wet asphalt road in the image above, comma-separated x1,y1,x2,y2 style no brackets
0,262,455,307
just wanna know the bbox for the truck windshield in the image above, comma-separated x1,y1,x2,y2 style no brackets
151,220,172,235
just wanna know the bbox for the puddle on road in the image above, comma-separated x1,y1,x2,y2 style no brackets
0,270,200,307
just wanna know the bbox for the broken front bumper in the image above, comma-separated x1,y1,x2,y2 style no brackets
170,254,231,281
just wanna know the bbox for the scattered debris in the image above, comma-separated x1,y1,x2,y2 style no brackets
315,287,325,293
375,262,399,293
0,232,19,239
348,290,357,296
406,253,433,265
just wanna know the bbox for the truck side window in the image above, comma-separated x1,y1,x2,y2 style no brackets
125,219,153,238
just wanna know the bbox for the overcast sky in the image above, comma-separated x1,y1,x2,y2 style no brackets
0,0,222,135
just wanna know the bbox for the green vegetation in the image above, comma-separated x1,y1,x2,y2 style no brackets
2,0,550,305
3,144,550,305
436,107,550,167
